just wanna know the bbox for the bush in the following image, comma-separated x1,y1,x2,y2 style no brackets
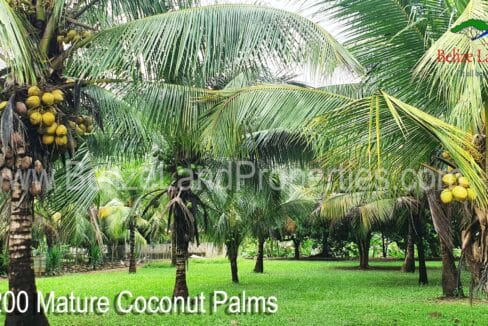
89,245,104,269
46,246,64,273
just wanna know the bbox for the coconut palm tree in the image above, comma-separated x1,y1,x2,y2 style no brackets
204,0,488,296
1,0,360,322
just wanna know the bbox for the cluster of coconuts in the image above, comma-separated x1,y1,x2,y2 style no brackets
8,85,93,150
440,171,476,204
0,135,46,196
176,164,204,178
57,29,92,46
439,151,477,204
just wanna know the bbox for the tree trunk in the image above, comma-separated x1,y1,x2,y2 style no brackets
170,221,176,266
226,240,239,283
426,189,462,297
358,233,371,269
128,219,136,274
6,185,48,325
381,232,387,258
321,228,331,257
402,220,416,273
172,207,189,298
254,236,265,273
173,242,189,298
292,237,300,260
413,212,428,285
440,240,463,297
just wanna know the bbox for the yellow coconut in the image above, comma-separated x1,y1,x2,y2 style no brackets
66,30,77,40
52,212,61,223
26,96,41,109
42,112,56,126
442,173,457,186
467,188,477,201
458,177,469,188
440,189,453,204
46,122,58,135
29,111,42,125
452,186,468,201
27,86,42,97
441,151,450,159
55,136,68,146
0,101,8,110
55,124,68,136
42,135,55,145
52,89,64,103
41,92,55,106
99,207,111,219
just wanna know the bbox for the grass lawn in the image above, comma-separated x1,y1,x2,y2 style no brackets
0,259,486,325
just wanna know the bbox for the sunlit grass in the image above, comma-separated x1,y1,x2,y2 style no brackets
0,259,486,325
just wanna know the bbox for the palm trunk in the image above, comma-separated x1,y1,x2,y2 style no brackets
253,236,265,273
413,211,428,285
358,233,371,269
292,237,300,260
128,219,136,274
381,232,387,258
170,222,176,266
402,220,415,273
440,240,463,297
226,240,239,283
6,184,48,325
173,242,189,298
426,190,462,297
172,207,189,298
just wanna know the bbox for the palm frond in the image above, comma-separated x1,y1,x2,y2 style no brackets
414,0,488,131
70,4,361,85
0,0,43,84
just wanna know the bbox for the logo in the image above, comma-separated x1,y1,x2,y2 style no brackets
451,19,488,41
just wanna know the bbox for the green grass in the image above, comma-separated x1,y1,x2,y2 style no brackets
0,259,487,325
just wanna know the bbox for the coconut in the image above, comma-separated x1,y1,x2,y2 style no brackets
42,112,56,126
67,30,77,40
452,186,468,201
42,135,55,145
46,122,58,135
15,102,27,115
30,181,42,196
467,188,477,201
1,168,12,181
26,96,41,109
458,177,469,188
21,156,32,170
0,101,8,110
27,86,42,97
1,180,10,192
55,125,68,136
52,212,61,223
440,189,453,204
55,136,68,146
442,173,457,186
34,160,43,173
29,111,42,125
52,89,64,103
41,92,55,106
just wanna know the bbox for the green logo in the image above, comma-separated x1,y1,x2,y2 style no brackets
451,19,488,41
